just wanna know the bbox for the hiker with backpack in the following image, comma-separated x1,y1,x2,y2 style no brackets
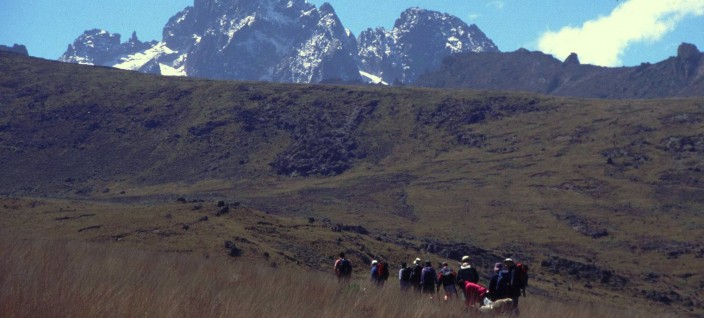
398,262,412,290
370,260,389,286
370,260,381,285
514,260,529,297
456,255,479,300
420,260,437,295
410,258,423,292
379,261,390,285
334,252,352,280
436,262,458,300
488,262,507,301
503,258,528,313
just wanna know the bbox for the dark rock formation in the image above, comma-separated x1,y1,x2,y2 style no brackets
224,240,242,257
331,224,370,235
541,256,628,288
556,214,609,238
0,44,28,56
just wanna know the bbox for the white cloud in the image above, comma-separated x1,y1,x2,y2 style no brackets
537,0,704,66
486,1,505,10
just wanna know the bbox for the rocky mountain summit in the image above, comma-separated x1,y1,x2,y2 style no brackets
357,7,498,84
57,1,496,84
167,0,360,82
59,29,157,70
58,0,368,82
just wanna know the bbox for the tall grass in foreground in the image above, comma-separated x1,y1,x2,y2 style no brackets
0,239,666,318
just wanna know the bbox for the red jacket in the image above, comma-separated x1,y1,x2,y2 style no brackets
464,282,488,306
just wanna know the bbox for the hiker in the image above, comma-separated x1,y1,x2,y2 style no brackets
379,261,390,285
370,260,381,285
514,260,529,297
398,262,412,290
488,262,507,301
420,260,437,295
334,252,352,280
503,258,523,314
370,260,389,286
436,262,458,300
456,255,479,300
463,281,489,308
410,258,423,292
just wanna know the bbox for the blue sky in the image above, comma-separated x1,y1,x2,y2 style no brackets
1,0,702,66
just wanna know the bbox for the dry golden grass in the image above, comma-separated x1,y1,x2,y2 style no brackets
0,238,670,318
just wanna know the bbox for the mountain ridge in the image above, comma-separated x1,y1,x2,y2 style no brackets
58,2,497,85
417,43,704,98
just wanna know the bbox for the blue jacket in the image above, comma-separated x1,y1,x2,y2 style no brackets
370,264,378,281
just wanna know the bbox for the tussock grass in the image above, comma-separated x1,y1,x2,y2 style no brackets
0,239,666,318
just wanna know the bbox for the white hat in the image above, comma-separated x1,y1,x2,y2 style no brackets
414,258,421,264
461,255,470,262
504,258,514,264
371,260,378,265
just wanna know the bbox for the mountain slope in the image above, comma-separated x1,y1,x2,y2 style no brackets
417,43,704,98
1,52,704,316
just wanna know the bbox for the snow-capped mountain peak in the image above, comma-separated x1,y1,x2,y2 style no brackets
358,7,498,84
59,4,498,85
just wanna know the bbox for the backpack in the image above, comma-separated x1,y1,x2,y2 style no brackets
378,262,390,281
337,258,352,276
421,267,436,287
440,269,455,286
496,270,511,297
457,266,479,286
400,267,412,282
410,264,423,283
515,263,529,291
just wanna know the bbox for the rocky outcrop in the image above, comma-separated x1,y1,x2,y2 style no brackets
268,101,376,176
541,256,628,288
0,44,28,56
555,214,609,239
58,29,156,66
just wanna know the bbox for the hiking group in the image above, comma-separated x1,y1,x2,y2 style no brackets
334,253,528,315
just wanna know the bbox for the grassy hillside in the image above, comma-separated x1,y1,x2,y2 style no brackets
0,238,669,318
1,52,703,316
